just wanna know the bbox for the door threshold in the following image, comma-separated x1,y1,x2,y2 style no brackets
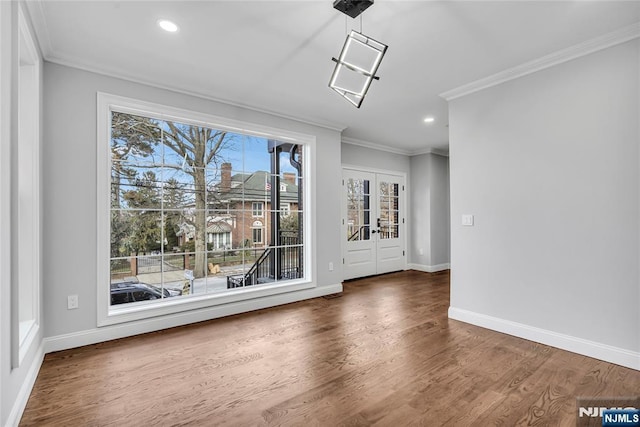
343,270,404,282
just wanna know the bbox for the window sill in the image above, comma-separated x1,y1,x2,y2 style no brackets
99,278,314,327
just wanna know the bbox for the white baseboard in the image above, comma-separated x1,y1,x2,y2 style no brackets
408,263,450,273
448,306,640,371
44,283,343,354
6,341,45,427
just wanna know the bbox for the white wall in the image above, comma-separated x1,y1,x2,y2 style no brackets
448,40,639,369
42,63,343,345
341,142,411,173
409,153,450,271
1,3,45,426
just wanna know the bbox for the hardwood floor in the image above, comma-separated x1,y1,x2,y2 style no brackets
21,270,639,426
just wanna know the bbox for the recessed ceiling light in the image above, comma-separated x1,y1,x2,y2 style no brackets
424,116,435,123
158,19,178,33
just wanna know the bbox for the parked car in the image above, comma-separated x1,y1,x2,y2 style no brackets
110,282,182,305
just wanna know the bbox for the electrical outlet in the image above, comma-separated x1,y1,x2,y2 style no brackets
462,214,474,226
329,262,334,271
67,295,79,310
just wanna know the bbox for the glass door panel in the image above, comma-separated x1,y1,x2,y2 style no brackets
346,178,371,241
378,182,399,240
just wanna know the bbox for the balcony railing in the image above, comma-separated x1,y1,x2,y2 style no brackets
227,231,302,288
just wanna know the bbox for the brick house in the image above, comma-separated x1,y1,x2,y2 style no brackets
209,163,300,249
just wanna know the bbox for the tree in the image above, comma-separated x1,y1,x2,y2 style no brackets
163,178,187,250
110,113,159,259
280,213,299,231
111,113,232,278
161,122,232,278
110,112,159,209
110,210,132,257
122,171,162,254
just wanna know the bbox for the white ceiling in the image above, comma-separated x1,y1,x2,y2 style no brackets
27,1,640,155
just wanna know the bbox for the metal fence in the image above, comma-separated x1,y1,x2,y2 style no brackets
227,232,302,288
112,250,263,279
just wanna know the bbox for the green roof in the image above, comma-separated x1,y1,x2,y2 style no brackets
219,171,299,203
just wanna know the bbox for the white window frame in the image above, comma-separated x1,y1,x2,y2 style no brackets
280,202,291,217
10,6,42,368
251,227,263,245
97,93,315,327
251,201,263,218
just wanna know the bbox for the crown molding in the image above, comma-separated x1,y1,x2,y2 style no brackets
341,137,412,156
45,52,347,133
440,21,640,101
24,0,53,59
411,147,449,157
342,137,450,157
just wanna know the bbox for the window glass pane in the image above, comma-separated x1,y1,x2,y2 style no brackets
110,258,134,282
347,225,370,241
109,110,305,305
346,178,370,241
244,136,271,174
119,211,163,256
160,168,196,209
278,174,301,207
378,180,399,240
379,182,388,197
132,290,156,301
280,210,301,238
278,243,303,280
110,292,130,305
111,112,162,166
379,224,399,240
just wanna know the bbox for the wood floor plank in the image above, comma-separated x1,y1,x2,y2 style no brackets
20,271,640,426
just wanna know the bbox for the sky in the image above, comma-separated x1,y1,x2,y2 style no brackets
112,116,298,176
111,116,299,207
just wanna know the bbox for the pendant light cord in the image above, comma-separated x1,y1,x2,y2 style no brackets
345,13,364,35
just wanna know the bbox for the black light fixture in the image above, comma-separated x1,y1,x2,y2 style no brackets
332,0,373,19
329,0,387,108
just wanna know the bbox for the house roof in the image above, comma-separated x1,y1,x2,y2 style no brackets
218,171,299,204
206,221,232,234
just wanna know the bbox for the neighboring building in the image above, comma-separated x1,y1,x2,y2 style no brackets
173,163,300,251
176,220,233,250
175,222,195,247
209,163,300,249
206,221,233,250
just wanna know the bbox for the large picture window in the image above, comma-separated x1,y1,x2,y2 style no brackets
98,94,312,325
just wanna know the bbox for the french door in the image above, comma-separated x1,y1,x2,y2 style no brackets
342,169,405,280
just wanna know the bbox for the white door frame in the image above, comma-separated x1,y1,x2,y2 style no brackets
341,165,407,281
